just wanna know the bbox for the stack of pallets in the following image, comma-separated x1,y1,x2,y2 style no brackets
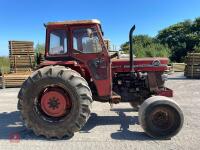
9,41,35,72
0,72,31,88
184,53,200,78
0,41,35,88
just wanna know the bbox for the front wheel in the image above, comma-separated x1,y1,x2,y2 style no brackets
139,96,184,139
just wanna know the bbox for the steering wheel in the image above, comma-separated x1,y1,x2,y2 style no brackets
110,51,119,59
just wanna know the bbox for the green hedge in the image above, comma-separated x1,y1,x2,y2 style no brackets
0,57,10,74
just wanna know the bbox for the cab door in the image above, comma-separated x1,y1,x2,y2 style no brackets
70,25,111,97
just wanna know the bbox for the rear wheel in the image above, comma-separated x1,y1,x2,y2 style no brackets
139,96,184,139
18,66,92,139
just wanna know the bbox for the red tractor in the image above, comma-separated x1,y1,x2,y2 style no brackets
18,19,184,139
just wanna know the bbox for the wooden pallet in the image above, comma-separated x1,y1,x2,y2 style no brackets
9,41,33,44
9,41,33,48
0,72,32,88
10,68,33,72
9,40,34,73
9,52,35,56
9,41,34,52
185,65,200,73
0,77,3,88
184,53,200,78
9,55,35,60
9,55,35,68
185,56,200,65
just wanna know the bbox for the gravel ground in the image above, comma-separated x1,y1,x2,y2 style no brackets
0,72,199,150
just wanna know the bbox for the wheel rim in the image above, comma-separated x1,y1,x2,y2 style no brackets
40,87,71,117
150,106,174,130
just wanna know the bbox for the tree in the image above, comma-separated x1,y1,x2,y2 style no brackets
194,43,200,53
120,35,170,58
34,43,45,54
157,18,200,62
34,43,45,65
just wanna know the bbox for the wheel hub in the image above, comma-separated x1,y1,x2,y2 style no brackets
48,97,60,110
40,88,71,117
151,107,173,130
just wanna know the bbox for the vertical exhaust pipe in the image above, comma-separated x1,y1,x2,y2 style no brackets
129,25,136,71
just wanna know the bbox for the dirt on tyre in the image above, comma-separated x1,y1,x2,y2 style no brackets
18,66,93,139
139,96,184,139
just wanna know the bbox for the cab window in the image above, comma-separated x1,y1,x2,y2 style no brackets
49,30,67,55
72,27,102,53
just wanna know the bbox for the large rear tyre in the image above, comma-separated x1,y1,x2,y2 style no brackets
18,66,92,139
139,96,184,139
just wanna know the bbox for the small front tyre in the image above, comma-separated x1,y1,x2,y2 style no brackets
139,96,184,139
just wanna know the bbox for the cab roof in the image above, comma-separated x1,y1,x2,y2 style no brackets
46,19,101,26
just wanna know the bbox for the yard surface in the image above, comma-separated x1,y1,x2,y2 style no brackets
0,72,199,150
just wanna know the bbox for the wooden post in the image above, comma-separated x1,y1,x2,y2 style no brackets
14,55,16,73
0,76,2,89
10,41,12,55
29,54,33,68
191,53,194,78
0,76,5,89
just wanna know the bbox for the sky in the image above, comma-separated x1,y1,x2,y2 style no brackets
0,0,200,56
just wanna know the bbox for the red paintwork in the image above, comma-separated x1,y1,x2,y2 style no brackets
40,57,170,97
69,25,111,97
44,23,112,97
41,57,169,75
111,57,173,97
40,58,111,97
111,57,169,75
40,61,79,68
43,21,171,99
40,88,71,117
157,87,173,97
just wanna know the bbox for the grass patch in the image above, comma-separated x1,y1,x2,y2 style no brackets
0,57,10,74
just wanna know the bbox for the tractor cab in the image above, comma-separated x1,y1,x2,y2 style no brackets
43,19,111,97
45,19,105,57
